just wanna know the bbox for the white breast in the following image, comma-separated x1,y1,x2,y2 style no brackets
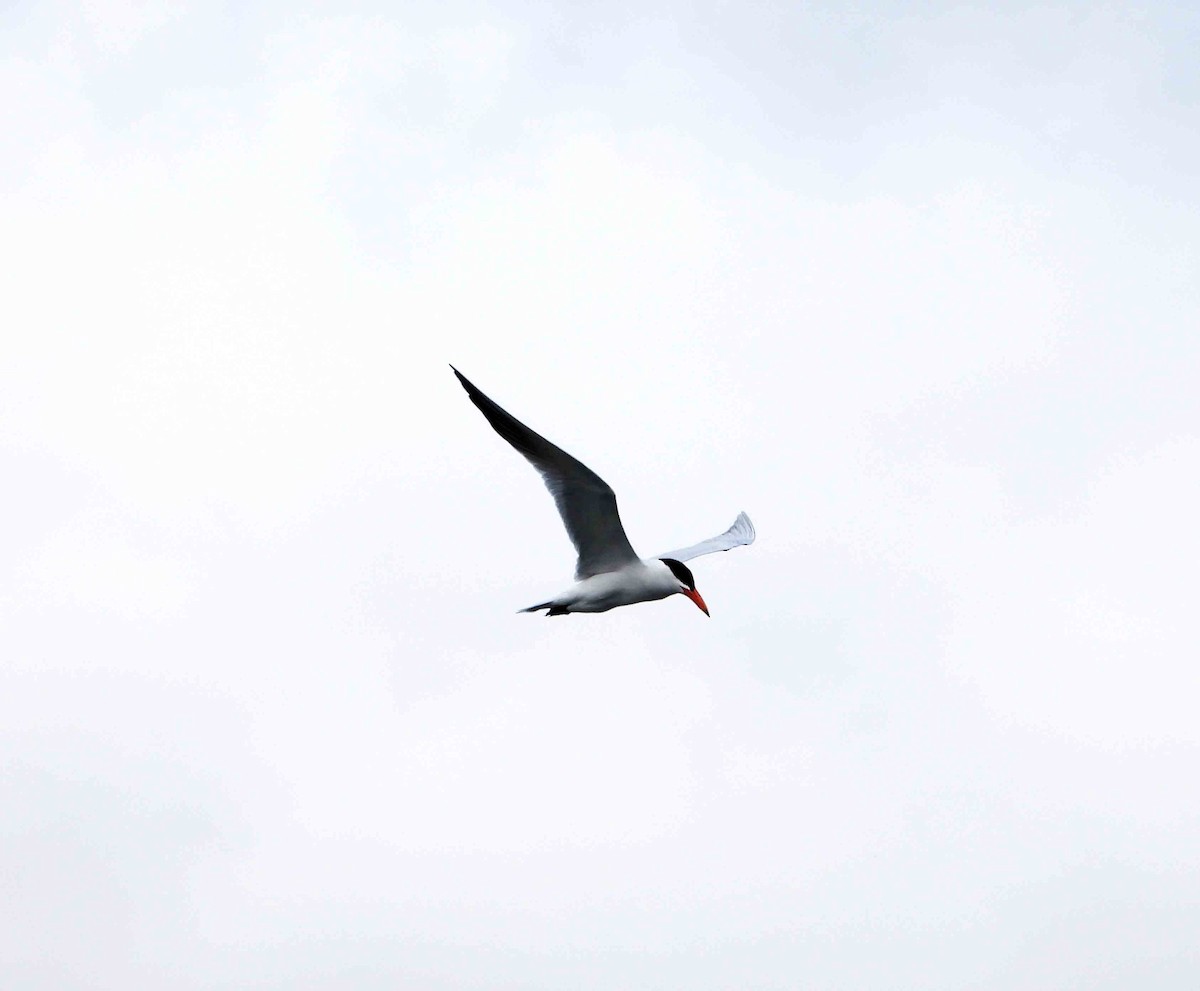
557,560,679,613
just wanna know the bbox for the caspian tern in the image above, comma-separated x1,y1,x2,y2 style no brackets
452,367,755,616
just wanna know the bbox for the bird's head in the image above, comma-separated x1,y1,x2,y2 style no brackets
659,558,709,616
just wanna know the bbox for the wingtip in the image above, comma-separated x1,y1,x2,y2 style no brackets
737,510,756,545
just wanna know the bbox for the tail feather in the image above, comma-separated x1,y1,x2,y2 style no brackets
518,601,569,616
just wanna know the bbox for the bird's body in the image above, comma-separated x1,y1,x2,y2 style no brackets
520,559,685,615
451,366,755,616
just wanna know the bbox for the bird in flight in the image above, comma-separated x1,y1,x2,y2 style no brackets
452,366,755,616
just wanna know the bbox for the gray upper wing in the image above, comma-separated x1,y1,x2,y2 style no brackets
656,511,756,563
452,367,640,579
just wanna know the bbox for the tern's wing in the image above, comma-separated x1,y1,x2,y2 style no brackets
452,367,640,579
656,511,756,563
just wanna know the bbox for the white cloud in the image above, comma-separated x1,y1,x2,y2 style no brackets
79,0,185,56
21,508,192,620
940,437,1200,749
3,3,1198,988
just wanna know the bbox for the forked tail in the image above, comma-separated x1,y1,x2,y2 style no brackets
518,602,569,616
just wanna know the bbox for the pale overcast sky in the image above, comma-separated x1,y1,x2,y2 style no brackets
3,2,1198,988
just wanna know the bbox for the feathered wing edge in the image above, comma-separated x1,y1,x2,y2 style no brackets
451,366,640,578
656,511,756,563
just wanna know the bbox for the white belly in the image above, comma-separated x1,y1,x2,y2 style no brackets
556,562,678,613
